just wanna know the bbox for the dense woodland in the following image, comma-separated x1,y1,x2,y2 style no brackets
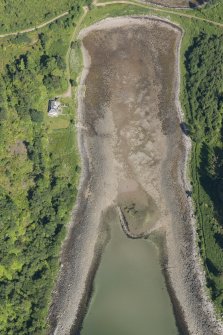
184,33,223,311
0,1,88,334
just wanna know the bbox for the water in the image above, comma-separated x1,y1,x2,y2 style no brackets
81,218,178,335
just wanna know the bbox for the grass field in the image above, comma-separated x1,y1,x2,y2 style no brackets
0,0,80,33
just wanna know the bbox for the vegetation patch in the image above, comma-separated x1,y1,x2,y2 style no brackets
0,0,90,33
183,32,223,312
0,1,87,334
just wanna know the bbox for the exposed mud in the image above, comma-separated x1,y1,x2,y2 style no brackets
48,16,223,335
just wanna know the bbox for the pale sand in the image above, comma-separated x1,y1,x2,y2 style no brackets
48,17,223,335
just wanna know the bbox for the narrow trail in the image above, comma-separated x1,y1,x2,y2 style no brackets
0,0,221,39
0,11,69,38
59,6,89,99
95,0,223,28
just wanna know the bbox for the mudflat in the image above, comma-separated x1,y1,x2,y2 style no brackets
48,17,223,335
82,19,177,237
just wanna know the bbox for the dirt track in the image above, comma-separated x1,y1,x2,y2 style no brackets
48,17,223,335
0,12,69,38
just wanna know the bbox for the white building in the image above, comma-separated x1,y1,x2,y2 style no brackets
48,98,62,117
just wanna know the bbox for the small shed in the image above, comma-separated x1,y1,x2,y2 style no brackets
48,98,62,117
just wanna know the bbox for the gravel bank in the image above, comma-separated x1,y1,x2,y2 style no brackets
48,16,223,335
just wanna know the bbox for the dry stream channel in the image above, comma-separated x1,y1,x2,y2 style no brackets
49,17,223,335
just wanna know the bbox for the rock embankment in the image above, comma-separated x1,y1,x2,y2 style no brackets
116,206,149,239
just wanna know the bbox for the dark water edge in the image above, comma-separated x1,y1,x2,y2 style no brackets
70,218,111,335
70,222,190,335
154,232,190,335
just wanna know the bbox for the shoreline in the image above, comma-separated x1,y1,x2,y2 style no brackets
70,218,111,335
165,14,223,334
154,231,191,335
48,16,223,335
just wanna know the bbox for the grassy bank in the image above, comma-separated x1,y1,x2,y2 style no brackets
0,0,89,34
182,32,223,312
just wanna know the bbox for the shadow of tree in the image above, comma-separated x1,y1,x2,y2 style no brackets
197,143,223,278
180,122,190,136
214,232,223,250
199,143,223,225
206,258,220,276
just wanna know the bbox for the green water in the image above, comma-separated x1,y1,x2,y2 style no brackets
81,219,178,335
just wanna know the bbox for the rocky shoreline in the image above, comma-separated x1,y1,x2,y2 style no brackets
163,18,223,334
48,16,223,335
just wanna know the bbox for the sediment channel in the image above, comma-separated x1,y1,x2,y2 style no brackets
48,16,223,335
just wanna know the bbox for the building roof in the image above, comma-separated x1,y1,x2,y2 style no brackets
48,98,61,117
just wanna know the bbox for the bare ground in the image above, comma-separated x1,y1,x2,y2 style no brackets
48,17,223,335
